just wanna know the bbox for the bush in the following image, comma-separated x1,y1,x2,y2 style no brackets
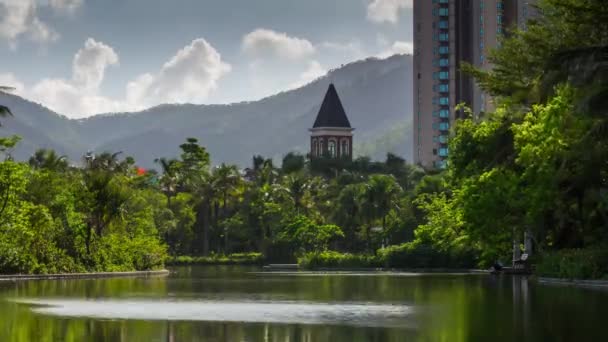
298,251,381,269
378,242,477,269
298,244,477,270
167,253,265,266
88,234,168,272
536,248,608,280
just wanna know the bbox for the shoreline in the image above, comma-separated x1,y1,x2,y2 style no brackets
262,266,489,274
537,277,608,289
0,269,170,282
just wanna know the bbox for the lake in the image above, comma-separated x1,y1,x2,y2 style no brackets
0,266,606,341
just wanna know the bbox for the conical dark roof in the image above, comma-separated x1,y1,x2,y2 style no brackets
312,84,351,128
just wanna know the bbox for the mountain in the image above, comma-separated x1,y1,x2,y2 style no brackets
0,54,413,168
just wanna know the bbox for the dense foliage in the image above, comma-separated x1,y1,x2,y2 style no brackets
0,129,430,273
417,0,608,272
0,149,168,274
1,0,606,276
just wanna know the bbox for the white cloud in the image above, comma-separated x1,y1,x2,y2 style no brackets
0,72,24,92
320,40,366,60
28,38,121,116
30,78,122,116
126,38,231,108
72,38,119,90
50,0,84,13
242,29,315,60
377,41,413,58
289,60,327,90
0,0,61,46
367,0,412,24
14,37,230,117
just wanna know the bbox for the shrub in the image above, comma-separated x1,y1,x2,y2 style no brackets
167,253,265,266
298,244,477,270
536,248,608,280
298,251,381,269
378,242,477,269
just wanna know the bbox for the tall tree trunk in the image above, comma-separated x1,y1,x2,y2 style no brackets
223,192,229,254
201,200,210,256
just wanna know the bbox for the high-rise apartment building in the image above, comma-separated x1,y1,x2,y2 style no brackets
413,0,536,169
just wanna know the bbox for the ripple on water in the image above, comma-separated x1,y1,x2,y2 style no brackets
12,299,415,328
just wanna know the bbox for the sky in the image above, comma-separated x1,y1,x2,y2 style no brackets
0,0,412,118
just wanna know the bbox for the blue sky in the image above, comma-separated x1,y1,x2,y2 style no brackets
0,0,412,118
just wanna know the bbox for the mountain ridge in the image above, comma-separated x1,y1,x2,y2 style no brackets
0,54,413,168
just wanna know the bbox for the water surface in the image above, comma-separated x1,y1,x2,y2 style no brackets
0,266,607,341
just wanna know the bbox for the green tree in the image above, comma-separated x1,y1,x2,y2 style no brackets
29,149,68,172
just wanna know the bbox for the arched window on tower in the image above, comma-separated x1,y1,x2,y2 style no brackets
319,139,324,156
341,139,350,157
328,139,337,158
312,139,318,157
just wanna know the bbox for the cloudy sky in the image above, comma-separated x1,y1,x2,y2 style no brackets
0,0,412,118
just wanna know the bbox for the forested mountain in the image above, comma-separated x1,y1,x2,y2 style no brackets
0,54,412,168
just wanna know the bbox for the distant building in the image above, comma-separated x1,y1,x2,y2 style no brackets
310,84,354,160
413,0,537,169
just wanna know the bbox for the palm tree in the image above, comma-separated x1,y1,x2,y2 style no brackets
333,183,364,251
154,157,181,205
360,175,403,252
281,173,310,214
29,149,68,171
212,163,241,253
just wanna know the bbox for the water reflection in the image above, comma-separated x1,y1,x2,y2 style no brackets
17,299,414,328
0,266,607,342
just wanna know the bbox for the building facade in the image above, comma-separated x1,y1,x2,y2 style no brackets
310,84,354,160
413,0,536,169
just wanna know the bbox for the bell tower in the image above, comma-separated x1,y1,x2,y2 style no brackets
310,84,354,160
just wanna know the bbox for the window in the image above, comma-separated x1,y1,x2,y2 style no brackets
433,134,450,143
434,33,449,42
328,140,337,158
497,15,503,25
433,110,450,118
439,46,449,54
438,148,449,157
433,58,449,67
438,20,448,29
434,72,449,80
497,2,504,10
312,139,318,157
433,83,449,92
497,26,503,34
433,122,450,131
341,139,350,157
433,8,449,16
434,160,447,169
319,140,324,156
